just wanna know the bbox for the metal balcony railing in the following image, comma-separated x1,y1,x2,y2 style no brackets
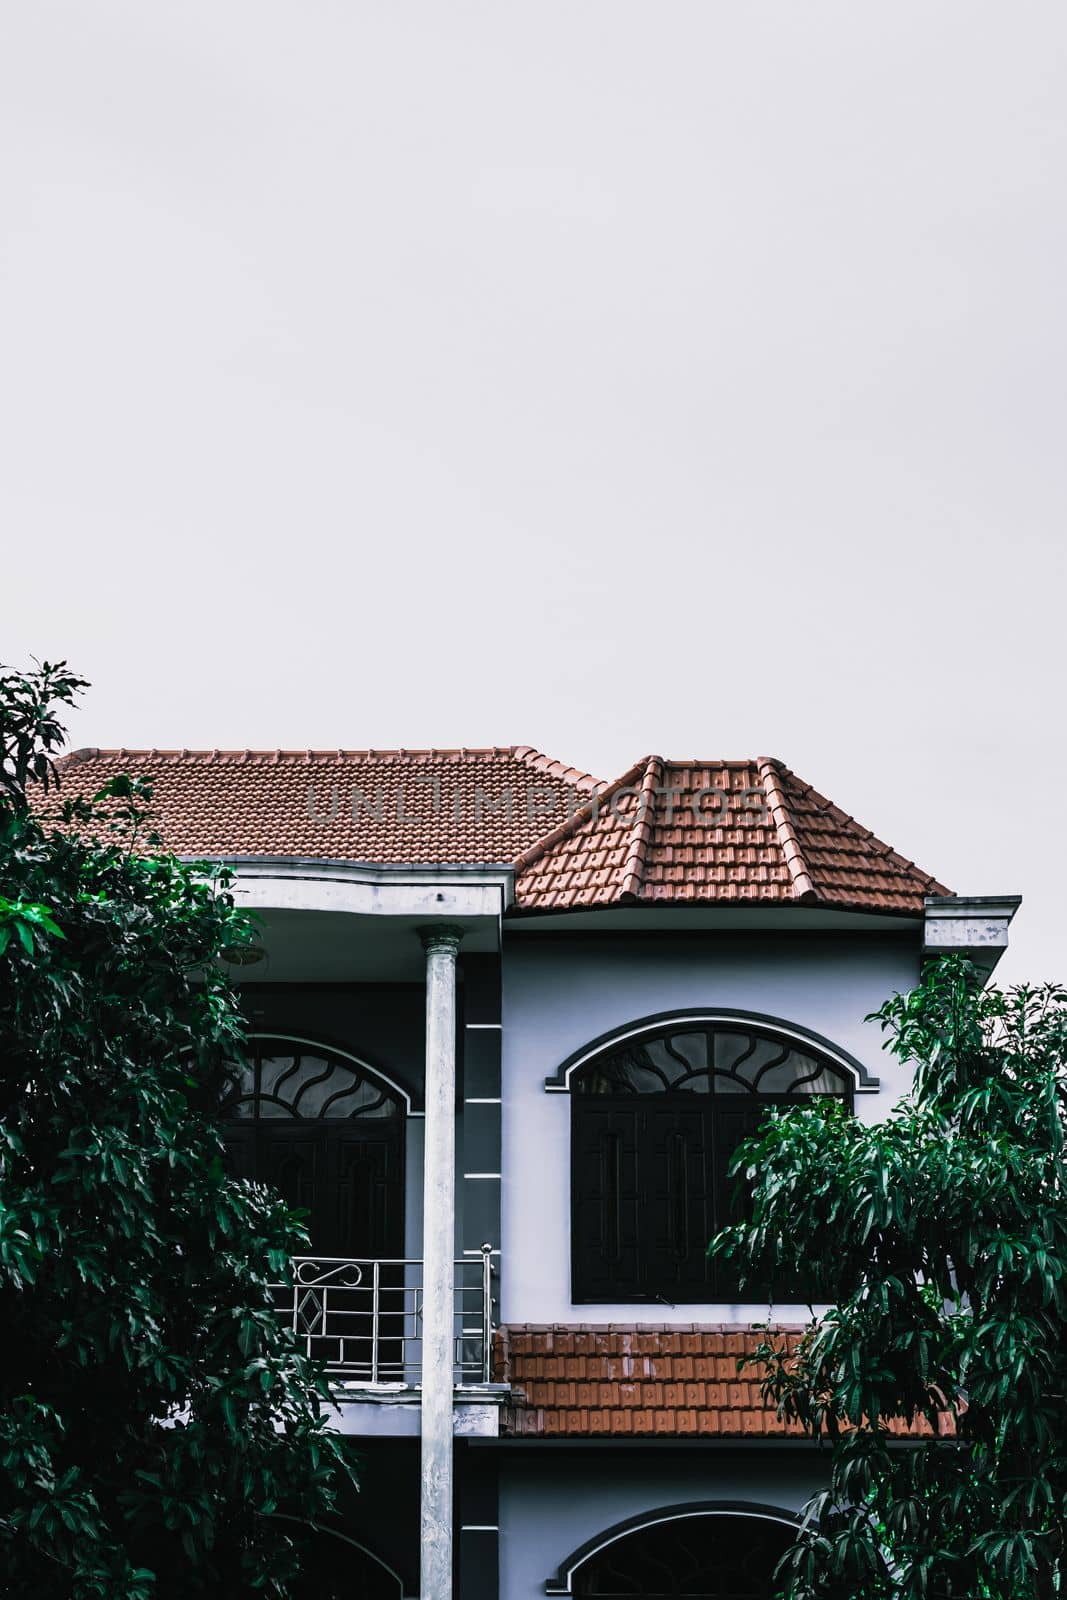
271,1245,494,1385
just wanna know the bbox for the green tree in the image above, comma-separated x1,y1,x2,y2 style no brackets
711,958,1066,1599
0,661,355,1597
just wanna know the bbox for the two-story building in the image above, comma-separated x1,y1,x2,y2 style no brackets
54,744,1018,1600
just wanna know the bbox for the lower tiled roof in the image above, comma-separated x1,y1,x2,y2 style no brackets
495,1325,955,1440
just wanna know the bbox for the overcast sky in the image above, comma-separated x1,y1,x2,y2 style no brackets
3,3,1064,984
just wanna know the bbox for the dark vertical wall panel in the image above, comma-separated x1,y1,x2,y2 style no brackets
457,1443,499,1600
461,956,502,1328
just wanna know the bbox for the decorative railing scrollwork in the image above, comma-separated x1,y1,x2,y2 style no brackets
270,1248,494,1385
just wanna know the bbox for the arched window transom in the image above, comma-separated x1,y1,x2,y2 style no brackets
221,1038,403,1121
568,1510,795,1598
573,1022,853,1099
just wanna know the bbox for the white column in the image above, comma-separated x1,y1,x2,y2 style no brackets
419,925,462,1600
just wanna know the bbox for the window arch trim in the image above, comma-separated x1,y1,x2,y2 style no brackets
270,1515,408,1597
544,1008,878,1094
228,1032,417,1117
544,1500,802,1595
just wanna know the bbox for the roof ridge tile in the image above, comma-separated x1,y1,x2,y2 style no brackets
758,757,817,903
619,755,664,902
512,755,651,874
508,746,605,792
57,743,598,772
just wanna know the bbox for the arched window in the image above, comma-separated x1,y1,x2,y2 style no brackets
281,1519,405,1599
559,1507,797,1599
221,1037,406,1261
569,1018,854,1302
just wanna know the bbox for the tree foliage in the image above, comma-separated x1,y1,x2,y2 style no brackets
711,957,1067,1599
0,662,355,1596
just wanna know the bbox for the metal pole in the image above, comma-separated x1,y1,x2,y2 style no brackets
371,1259,380,1385
481,1242,493,1384
419,925,461,1600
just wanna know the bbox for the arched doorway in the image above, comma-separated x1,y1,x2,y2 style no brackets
221,1035,406,1261
221,1036,408,1375
553,1505,798,1599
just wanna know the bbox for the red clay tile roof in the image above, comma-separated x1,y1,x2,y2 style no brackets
495,1325,956,1440
513,757,950,913
44,746,602,866
43,747,950,913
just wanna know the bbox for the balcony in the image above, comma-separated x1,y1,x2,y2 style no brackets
271,1247,495,1387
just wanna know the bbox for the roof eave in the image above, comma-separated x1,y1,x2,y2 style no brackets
923,894,1022,979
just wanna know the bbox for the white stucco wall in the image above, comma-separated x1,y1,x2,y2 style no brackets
499,929,920,1325
499,1455,826,1598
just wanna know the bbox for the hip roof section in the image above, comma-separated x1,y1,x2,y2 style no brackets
514,756,950,913
46,746,950,914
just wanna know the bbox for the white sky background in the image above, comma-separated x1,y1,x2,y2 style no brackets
2,3,1064,985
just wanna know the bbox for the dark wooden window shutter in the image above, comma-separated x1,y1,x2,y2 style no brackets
570,1021,853,1304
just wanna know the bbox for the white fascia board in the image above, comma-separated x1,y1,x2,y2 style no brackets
505,905,923,935
186,855,514,920
324,1387,507,1437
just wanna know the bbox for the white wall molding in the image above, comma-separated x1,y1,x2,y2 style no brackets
191,854,512,921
